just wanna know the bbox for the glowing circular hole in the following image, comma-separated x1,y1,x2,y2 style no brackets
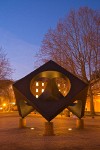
30,71,71,98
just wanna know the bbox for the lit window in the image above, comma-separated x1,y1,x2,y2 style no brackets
36,89,38,92
36,95,38,98
36,82,39,86
42,82,44,86
42,89,44,93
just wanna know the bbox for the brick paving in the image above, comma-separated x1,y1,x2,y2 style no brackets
0,112,100,150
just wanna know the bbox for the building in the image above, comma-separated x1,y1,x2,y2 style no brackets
86,79,100,113
0,80,15,111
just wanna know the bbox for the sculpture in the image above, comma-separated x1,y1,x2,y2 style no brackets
13,60,88,122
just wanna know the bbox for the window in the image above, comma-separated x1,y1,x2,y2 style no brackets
36,89,38,92
36,95,38,98
42,82,44,86
36,82,39,86
42,89,44,93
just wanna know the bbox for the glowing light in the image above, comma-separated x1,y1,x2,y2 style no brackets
96,99,100,102
36,82,39,86
0,107,3,110
97,93,100,96
30,127,35,130
36,95,38,98
58,84,60,87
74,100,78,103
36,89,38,92
10,102,15,105
42,89,44,93
2,103,6,107
68,128,72,131
42,82,44,86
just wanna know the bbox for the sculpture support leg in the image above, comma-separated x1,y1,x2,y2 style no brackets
76,118,84,129
44,122,55,136
19,118,26,128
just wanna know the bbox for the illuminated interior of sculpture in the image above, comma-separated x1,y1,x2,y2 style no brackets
30,71,71,98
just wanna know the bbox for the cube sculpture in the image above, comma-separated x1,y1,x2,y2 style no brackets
13,60,88,121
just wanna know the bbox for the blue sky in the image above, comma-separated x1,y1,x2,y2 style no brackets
0,0,100,80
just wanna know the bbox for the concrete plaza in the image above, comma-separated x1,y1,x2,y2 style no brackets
0,112,100,150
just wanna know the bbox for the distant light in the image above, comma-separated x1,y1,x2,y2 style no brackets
10,102,15,105
24,101,27,104
58,84,60,87
96,99,100,102
68,128,72,131
0,107,3,110
42,83,44,86
2,103,6,107
36,89,38,92
97,93,100,96
42,89,44,93
36,95,38,98
36,82,39,86
74,100,78,104
30,127,35,130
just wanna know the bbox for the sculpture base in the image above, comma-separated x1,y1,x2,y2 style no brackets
44,122,55,136
76,118,84,129
19,118,26,128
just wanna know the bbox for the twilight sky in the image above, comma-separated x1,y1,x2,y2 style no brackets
0,0,100,80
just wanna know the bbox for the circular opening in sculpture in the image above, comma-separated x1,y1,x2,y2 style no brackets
30,71,71,98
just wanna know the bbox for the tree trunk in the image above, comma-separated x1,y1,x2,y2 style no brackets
89,85,95,117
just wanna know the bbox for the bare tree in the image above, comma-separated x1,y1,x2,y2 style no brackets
0,48,12,80
0,80,14,111
0,48,13,107
36,7,100,117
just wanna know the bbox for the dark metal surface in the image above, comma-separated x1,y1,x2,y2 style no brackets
13,60,88,121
